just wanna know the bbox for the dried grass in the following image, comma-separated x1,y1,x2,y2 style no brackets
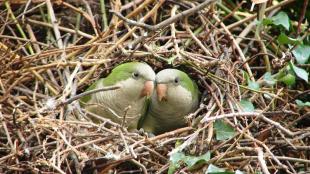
0,0,309,173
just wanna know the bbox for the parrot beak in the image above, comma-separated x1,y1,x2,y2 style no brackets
156,83,167,101
141,80,154,98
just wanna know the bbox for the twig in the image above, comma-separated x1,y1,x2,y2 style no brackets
110,0,216,31
121,106,131,128
78,0,165,86
256,147,271,174
185,17,212,56
0,109,14,151
297,0,308,34
225,0,296,30
212,14,255,81
170,5,182,60
120,0,144,11
201,112,294,136
130,159,148,174
61,85,121,106
99,0,108,31
220,155,310,164
27,19,94,39
118,128,137,158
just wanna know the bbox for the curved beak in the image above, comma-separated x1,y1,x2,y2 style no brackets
140,80,154,98
156,83,167,101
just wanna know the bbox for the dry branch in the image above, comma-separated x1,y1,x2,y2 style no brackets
0,0,308,173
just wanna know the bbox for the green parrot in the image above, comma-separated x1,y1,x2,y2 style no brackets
141,69,200,135
80,62,155,131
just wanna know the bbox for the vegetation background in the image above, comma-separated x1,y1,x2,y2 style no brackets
0,0,309,173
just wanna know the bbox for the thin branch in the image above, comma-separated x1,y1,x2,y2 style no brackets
110,0,216,31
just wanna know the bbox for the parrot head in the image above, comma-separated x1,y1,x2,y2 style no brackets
104,62,156,99
155,69,198,102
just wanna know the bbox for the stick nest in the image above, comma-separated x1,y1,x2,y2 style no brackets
0,0,309,173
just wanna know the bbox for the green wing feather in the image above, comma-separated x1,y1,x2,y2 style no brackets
79,78,105,106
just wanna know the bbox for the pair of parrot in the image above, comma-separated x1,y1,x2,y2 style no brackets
79,62,199,135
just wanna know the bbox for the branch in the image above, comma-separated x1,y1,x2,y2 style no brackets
61,85,121,105
110,0,216,31
201,112,295,137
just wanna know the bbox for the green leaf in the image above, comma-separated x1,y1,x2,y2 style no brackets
296,100,310,108
184,152,211,169
271,12,290,30
205,164,243,174
168,152,185,174
262,18,273,26
206,164,226,173
206,164,234,174
292,45,310,64
235,170,244,174
214,120,236,140
243,71,260,90
169,152,185,164
248,81,260,90
277,33,301,45
239,99,255,112
168,164,178,174
263,72,277,86
263,12,290,30
289,62,309,82
168,151,211,173
278,73,296,85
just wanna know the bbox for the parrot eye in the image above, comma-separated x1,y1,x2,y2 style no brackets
132,72,139,78
174,77,180,84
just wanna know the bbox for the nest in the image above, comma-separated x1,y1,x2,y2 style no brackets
0,0,309,173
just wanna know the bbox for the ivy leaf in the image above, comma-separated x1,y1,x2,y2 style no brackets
263,12,290,30
205,164,244,174
271,11,290,30
263,72,277,86
168,151,211,173
277,33,301,45
169,152,185,164
206,164,234,174
214,120,236,140
239,99,255,112
292,45,310,64
168,164,178,174
235,170,245,174
278,72,296,85
248,81,260,90
206,164,226,173
168,152,186,174
244,71,260,90
289,62,309,82
183,152,211,169
262,18,273,25
296,100,310,108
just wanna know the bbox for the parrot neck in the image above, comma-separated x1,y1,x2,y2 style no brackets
144,86,198,134
151,86,194,119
